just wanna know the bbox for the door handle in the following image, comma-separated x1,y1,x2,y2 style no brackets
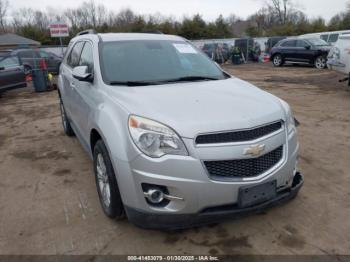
70,82,75,88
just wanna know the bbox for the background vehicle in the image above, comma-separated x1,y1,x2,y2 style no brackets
2,49,62,75
265,36,287,54
299,30,350,45
0,54,26,93
327,33,350,81
270,38,331,69
202,43,230,63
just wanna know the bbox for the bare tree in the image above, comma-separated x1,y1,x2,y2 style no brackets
268,0,290,24
0,0,9,32
64,8,82,28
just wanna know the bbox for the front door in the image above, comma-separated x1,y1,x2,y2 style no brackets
0,56,26,92
280,40,297,62
60,41,85,120
295,40,313,63
70,41,95,140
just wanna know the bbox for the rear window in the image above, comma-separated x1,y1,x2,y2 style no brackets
281,40,296,47
19,50,38,58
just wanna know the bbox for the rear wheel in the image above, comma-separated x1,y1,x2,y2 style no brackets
93,140,124,219
315,56,326,69
272,54,283,67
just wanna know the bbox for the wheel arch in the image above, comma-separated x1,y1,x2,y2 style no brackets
90,128,102,154
271,52,282,60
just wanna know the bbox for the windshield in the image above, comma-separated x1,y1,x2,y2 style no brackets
100,40,227,85
307,38,330,46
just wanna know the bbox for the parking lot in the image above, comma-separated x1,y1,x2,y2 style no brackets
0,63,349,255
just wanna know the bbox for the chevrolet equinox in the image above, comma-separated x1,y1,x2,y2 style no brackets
58,30,303,229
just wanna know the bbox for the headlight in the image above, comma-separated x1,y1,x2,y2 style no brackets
279,99,295,132
128,115,188,158
328,47,340,59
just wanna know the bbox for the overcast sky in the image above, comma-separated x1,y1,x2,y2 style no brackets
8,0,349,22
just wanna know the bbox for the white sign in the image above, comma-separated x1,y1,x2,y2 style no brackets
49,23,69,38
173,43,197,54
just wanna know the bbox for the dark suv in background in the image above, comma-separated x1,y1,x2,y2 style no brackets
0,53,26,93
2,49,62,74
270,38,331,69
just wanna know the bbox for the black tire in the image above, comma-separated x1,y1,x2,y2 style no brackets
55,63,61,74
272,54,283,67
314,55,327,69
59,96,75,137
93,140,124,219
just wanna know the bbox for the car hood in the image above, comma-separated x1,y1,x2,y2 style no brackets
319,46,332,52
108,78,286,138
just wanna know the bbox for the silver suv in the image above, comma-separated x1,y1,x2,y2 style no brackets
58,30,303,230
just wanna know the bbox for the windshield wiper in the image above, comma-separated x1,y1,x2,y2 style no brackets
161,76,221,83
109,81,160,86
109,76,222,86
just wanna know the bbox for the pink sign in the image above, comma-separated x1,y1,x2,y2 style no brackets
49,23,69,37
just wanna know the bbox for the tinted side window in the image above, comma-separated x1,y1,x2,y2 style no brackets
296,40,309,48
19,51,37,58
328,34,339,43
0,56,20,68
79,42,94,73
321,35,329,42
40,51,49,58
281,40,296,47
67,42,84,68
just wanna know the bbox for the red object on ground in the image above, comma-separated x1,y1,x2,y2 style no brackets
264,55,270,62
25,74,32,82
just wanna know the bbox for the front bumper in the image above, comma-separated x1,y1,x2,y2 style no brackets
125,172,303,230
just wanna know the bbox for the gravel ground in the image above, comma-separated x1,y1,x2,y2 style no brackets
0,63,349,255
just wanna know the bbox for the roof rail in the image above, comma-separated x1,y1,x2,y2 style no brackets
76,29,97,36
142,30,163,34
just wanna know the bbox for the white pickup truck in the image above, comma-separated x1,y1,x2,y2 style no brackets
327,33,350,85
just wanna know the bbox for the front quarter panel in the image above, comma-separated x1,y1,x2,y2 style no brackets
90,92,144,207
90,96,139,162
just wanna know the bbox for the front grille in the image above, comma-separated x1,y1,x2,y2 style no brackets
204,146,283,178
195,121,282,145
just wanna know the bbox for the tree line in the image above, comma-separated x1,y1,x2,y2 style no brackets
0,0,349,45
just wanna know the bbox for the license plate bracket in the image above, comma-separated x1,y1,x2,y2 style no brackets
238,180,277,208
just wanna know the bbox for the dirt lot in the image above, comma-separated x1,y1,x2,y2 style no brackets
0,63,349,255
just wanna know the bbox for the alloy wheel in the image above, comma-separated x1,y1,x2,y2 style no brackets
60,101,67,130
274,55,282,66
96,153,111,207
315,57,326,69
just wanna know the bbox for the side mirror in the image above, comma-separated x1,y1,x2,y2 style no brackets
72,66,93,82
305,45,311,50
0,66,5,71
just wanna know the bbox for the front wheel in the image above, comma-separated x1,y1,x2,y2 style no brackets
272,54,283,67
93,140,125,219
59,96,75,136
315,56,327,69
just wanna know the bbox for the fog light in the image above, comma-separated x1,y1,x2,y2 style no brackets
141,183,184,207
145,189,165,204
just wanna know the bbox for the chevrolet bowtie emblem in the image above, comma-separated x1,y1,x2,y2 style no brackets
244,144,265,157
